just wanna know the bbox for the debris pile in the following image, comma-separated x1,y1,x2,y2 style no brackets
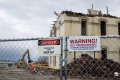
67,54,120,77
34,61,59,75
35,54,120,78
35,67,56,75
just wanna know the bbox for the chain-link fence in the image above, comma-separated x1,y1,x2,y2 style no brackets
0,36,120,80
66,36,120,80
0,38,60,80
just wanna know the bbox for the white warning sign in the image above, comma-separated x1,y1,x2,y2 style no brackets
67,36,100,51
38,39,61,56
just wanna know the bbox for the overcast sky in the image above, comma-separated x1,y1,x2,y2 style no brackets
0,0,120,39
0,0,120,61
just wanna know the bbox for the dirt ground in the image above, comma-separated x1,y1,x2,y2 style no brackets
0,67,119,80
0,69,118,80
0,68,59,80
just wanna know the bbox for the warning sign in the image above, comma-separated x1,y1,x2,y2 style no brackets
38,40,60,45
38,39,61,56
67,36,100,51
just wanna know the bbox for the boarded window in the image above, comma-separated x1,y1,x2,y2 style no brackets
81,20,87,35
100,21,106,35
118,23,120,35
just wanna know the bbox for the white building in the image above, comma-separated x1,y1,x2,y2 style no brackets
49,9,120,69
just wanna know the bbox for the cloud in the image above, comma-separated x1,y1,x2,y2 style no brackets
0,0,55,39
0,0,120,61
0,0,119,39
0,40,40,61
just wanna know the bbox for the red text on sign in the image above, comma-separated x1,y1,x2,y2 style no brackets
70,39,97,44
39,40,59,45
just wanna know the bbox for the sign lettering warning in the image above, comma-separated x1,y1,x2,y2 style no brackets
38,40,60,45
67,36,100,51
38,39,61,56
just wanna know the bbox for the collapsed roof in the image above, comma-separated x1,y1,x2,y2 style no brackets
61,9,119,18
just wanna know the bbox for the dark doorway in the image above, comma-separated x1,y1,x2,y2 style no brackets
100,21,106,35
101,48,107,60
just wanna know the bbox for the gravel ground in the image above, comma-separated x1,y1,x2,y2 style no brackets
0,68,119,80
0,68,59,80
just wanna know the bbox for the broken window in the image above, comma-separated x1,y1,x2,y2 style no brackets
100,21,106,35
81,20,87,35
118,23,120,35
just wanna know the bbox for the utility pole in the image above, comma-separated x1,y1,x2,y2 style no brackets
92,4,93,9
106,6,109,15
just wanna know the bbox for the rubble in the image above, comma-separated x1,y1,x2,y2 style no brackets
61,10,118,18
35,54,120,78
35,67,59,75
67,54,120,77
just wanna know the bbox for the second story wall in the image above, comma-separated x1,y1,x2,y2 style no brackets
63,15,120,36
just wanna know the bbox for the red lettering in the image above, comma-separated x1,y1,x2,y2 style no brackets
81,39,86,43
39,40,59,45
96,39,97,43
70,40,75,44
87,39,92,43
92,39,95,43
70,38,97,44
78,39,81,43
75,39,78,43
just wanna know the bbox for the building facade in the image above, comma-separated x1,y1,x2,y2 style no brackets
49,9,120,69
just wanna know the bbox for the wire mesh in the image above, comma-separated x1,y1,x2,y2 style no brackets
0,37,120,80
0,38,59,80
66,37,120,80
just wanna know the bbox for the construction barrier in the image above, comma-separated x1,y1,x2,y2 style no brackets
0,36,120,80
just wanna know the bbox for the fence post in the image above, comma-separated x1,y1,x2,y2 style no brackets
94,51,95,58
60,37,63,80
64,37,68,80
119,50,120,63
73,51,76,61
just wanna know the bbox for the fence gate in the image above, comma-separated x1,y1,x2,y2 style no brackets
0,38,60,80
